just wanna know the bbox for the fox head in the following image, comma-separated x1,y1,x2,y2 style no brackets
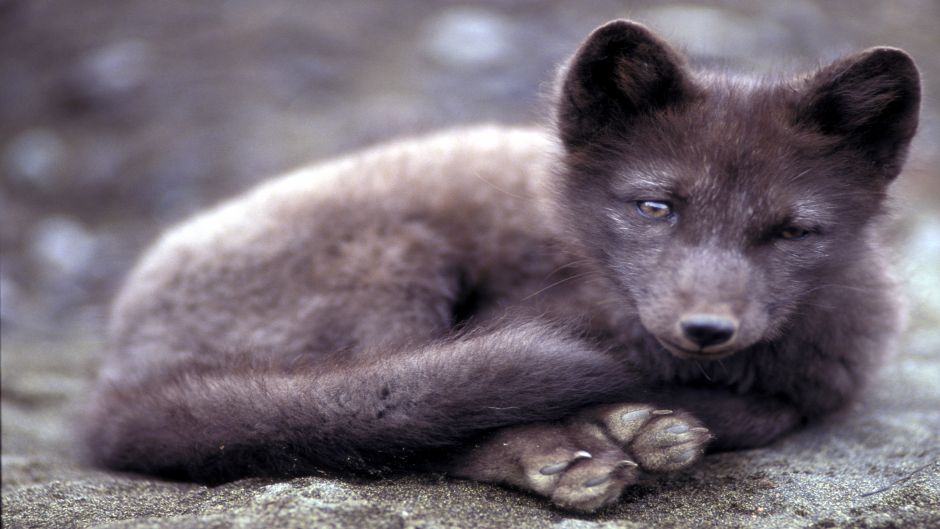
554,20,920,360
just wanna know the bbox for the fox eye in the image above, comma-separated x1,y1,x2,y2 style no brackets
777,226,810,240
636,200,673,219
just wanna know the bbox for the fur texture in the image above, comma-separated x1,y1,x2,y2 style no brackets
83,20,920,512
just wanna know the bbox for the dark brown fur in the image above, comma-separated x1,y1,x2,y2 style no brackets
82,21,920,512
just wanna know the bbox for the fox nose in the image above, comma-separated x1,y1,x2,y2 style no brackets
680,315,737,348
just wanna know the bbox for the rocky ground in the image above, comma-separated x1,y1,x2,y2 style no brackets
2,1,939,528
2,333,939,528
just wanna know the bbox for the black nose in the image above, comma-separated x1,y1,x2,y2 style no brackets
680,315,737,348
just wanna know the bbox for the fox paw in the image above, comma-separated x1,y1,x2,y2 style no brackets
452,404,710,512
597,403,711,473
536,404,709,511
520,444,640,512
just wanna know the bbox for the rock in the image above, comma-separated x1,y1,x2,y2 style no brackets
635,5,792,69
1,335,938,528
903,214,940,324
0,274,20,322
68,40,151,105
2,129,68,192
421,7,514,70
28,217,98,280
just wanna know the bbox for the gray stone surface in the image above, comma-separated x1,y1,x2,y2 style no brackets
2,332,939,528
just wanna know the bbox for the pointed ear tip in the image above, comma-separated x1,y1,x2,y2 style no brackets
588,19,658,42
857,46,920,75
862,46,914,59
594,19,651,32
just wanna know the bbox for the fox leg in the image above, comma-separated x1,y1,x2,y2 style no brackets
647,388,803,450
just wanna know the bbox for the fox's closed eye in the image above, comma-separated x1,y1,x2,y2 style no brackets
777,226,812,240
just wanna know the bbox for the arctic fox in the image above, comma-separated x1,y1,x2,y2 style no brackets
84,20,920,512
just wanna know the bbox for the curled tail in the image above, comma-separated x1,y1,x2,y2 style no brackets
83,321,632,483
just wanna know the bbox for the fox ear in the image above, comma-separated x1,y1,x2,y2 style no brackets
796,48,920,178
556,20,699,150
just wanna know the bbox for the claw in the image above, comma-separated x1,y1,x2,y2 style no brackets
652,409,674,416
539,450,593,475
573,450,593,460
583,474,611,487
691,427,710,434
539,461,569,475
617,459,639,469
620,409,651,423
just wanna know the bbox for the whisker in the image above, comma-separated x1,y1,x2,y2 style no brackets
520,271,598,301
541,258,592,281
695,361,713,381
801,283,882,296
472,170,532,201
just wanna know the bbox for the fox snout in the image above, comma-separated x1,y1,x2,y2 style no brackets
653,305,744,358
638,248,768,360
678,313,738,349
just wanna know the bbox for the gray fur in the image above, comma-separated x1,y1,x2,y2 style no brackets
83,20,920,512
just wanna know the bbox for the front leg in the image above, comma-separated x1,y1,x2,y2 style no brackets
448,403,711,512
648,387,803,450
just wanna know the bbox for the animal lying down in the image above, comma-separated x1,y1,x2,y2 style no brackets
83,20,920,512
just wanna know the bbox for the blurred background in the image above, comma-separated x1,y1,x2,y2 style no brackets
1,0,938,349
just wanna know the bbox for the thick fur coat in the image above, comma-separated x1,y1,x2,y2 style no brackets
83,21,920,511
